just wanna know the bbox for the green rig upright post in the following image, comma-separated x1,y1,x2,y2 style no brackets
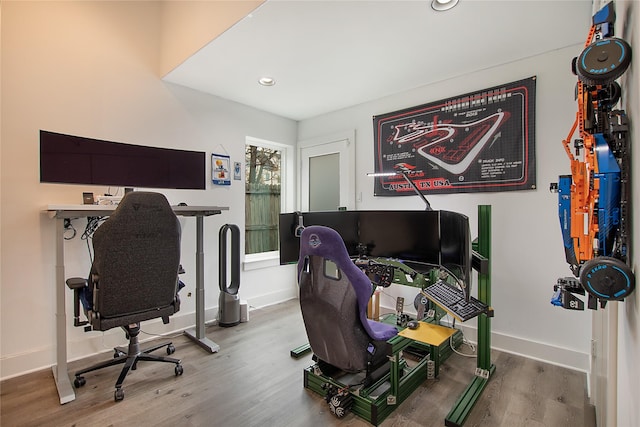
445,205,495,427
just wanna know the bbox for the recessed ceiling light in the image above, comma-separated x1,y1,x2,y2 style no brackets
432,0,459,12
258,77,276,86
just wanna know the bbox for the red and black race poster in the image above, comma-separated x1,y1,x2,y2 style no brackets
373,76,536,196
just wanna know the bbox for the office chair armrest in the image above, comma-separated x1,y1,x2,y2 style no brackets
66,277,90,329
66,277,87,290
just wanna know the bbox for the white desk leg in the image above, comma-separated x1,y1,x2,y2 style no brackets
52,218,75,404
184,215,220,353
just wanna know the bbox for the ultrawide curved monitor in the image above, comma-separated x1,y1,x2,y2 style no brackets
279,209,471,299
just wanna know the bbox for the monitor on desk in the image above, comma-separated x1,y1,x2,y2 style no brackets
279,210,472,300
40,130,206,190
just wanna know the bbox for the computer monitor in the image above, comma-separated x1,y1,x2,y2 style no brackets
279,211,360,264
279,209,472,300
357,211,440,262
40,130,206,190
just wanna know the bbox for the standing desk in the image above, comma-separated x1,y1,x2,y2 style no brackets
46,204,229,404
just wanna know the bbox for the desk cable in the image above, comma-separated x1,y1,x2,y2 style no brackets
81,216,106,262
63,219,77,240
446,315,476,358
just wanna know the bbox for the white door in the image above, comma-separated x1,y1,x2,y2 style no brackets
299,131,355,212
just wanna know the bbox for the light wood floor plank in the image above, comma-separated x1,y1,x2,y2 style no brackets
1,300,595,427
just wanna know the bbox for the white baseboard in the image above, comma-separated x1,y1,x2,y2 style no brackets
380,304,589,373
455,322,590,373
244,288,298,310
2,293,587,382
0,290,298,381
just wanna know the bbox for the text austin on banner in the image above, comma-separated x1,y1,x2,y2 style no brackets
373,77,536,196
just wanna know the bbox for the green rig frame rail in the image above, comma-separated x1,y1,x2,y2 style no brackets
445,205,494,427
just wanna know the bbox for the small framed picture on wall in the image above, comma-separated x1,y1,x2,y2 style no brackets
212,153,231,186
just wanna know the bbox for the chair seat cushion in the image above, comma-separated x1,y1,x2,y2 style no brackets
366,319,398,341
96,304,177,331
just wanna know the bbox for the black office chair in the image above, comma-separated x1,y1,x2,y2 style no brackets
66,191,184,402
297,226,398,381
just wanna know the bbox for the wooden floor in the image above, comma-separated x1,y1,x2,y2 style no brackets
1,300,595,427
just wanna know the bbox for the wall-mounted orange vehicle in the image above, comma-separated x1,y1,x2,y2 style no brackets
551,1,634,310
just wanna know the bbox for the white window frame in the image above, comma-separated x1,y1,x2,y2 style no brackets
243,136,293,270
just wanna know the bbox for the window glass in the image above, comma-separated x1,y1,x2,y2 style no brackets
245,144,281,254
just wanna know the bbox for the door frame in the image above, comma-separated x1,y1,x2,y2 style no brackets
298,130,355,212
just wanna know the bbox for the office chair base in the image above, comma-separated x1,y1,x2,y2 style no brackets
73,327,184,401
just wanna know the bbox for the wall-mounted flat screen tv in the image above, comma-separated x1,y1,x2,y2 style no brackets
40,130,206,190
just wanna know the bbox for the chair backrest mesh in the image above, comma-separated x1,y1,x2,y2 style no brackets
299,255,372,372
92,192,181,319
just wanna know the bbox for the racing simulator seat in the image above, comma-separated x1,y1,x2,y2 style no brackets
65,191,184,402
298,225,398,378
299,226,434,423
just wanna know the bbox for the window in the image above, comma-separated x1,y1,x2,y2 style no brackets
245,138,289,256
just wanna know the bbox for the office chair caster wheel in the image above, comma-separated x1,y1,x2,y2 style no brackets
113,350,125,358
166,344,176,355
114,388,124,402
74,376,86,388
175,364,184,376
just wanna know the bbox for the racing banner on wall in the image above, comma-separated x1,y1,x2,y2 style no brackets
373,76,536,196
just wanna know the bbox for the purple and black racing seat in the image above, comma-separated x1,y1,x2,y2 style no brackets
298,225,398,377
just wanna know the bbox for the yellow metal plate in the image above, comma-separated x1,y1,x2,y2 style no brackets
398,322,457,346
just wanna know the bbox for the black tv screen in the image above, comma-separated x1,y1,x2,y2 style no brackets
279,210,471,292
40,130,206,190
279,211,472,298
279,211,360,263
358,211,441,263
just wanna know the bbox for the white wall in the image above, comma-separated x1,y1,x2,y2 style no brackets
615,2,639,425
0,1,298,380
298,45,594,371
159,0,263,76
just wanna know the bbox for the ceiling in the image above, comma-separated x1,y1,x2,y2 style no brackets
163,0,593,121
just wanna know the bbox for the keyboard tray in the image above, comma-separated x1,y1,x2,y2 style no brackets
423,281,490,322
